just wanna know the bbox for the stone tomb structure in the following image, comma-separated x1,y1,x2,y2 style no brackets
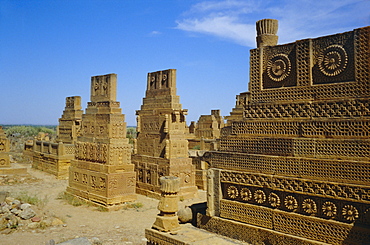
0,126,11,168
188,109,224,151
57,96,83,144
199,20,370,244
66,74,136,208
0,126,27,175
31,96,81,179
188,110,225,190
132,69,197,199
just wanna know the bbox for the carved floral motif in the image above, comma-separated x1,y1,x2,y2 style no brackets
267,54,291,82
302,199,317,214
284,196,298,211
227,186,238,199
240,188,252,201
342,205,359,221
322,201,337,218
318,45,348,76
254,190,266,204
268,192,281,208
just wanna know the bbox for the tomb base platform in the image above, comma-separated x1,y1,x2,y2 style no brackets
136,184,198,200
0,164,28,175
65,186,137,211
66,164,137,210
145,223,247,245
196,212,370,245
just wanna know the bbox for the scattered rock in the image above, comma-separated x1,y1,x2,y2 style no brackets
50,217,64,226
45,239,56,245
19,207,36,219
178,206,193,223
11,199,20,207
0,191,9,203
5,197,14,204
20,203,31,210
11,208,21,215
27,222,39,229
5,214,18,229
31,216,41,222
0,216,8,231
58,237,92,245
89,237,102,245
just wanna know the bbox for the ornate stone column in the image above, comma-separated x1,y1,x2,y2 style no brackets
256,19,278,48
152,176,180,232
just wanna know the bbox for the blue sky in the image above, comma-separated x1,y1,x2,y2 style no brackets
1,0,369,126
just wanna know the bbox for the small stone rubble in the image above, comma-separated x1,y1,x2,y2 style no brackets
0,191,64,233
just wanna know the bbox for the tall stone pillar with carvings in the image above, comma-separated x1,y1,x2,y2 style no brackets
66,74,136,209
132,69,197,199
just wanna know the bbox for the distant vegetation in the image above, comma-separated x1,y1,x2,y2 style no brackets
2,125,57,138
126,126,137,144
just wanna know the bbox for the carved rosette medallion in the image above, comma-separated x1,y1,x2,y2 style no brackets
322,201,337,218
267,54,291,82
254,190,266,204
318,44,348,76
240,188,252,201
184,174,190,183
268,192,281,208
227,186,238,199
302,199,317,214
284,195,298,211
342,205,359,222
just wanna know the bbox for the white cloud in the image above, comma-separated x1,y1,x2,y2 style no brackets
177,16,255,46
176,0,370,47
149,31,162,36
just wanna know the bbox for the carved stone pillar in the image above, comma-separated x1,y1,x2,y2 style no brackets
152,176,180,232
256,19,278,48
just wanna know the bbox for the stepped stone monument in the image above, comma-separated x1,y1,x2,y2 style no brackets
0,126,11,168
57,96,83,144
31,97,81,179
199,19,370,244
188,110,225,190
66,73,136,208
132,69,197,199
0,126,27,175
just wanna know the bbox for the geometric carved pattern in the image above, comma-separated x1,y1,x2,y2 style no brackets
217,199,370,244
220,170,370,205
207,152,370,185
221,181,370,228
207,25,370,245
219,137,370,160
243,99,370,120
232,119,370,138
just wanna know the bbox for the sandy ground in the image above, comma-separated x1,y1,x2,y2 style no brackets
0,163,206,245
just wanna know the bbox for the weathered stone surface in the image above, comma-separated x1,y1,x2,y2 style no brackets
0,126,11,168
66,74,136,208
31,216,41,222
178,206,193,223
201,20,370,244
132,69,197,199
19,207,36,219
152,176,180,232
58,237,92,245
20,203,31,210
0,191,9,203
11,199,20,208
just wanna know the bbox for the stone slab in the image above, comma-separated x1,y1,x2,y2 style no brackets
145,223,248,245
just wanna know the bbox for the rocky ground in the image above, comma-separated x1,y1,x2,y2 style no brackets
0,163,206,245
